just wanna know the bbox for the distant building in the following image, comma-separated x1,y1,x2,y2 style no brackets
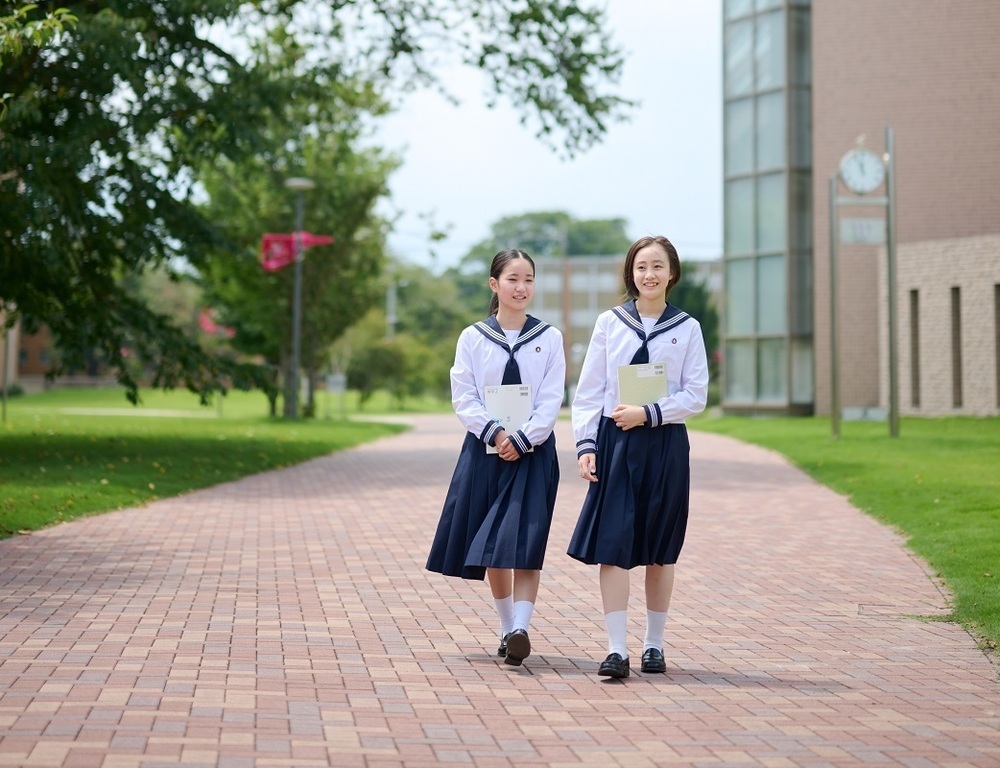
8,324,116,393
721,0,1000,417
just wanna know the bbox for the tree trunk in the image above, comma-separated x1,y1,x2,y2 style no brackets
304,365,318,419
281,353,296,419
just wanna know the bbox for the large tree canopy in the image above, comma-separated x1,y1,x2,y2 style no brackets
0,0,630,403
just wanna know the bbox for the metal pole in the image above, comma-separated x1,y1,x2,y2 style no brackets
1,320,10,424
829,174,840,438
291,190,304,420
284,176,315,421
560,228,572,405
885,125,899,437
386,274,397,339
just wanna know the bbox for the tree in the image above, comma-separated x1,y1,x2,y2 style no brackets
1,1,631,403
196,31,397,418
387,263,474,399
333,260,473,406
0,4,76,88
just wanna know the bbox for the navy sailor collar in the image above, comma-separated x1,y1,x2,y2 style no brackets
612,300,690,339
473,314,550,351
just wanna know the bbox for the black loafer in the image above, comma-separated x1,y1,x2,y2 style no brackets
497,633,509,658
640,647,666,673
504,629,530,666
597,652,630,678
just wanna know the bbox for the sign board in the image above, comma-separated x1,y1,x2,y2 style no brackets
840,218,886,245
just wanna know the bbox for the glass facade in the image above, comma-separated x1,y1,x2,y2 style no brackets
722,0,813,412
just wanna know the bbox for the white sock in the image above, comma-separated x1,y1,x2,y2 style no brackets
644,610,668,651
604,610,628,659
513,600,534,632
495,595,515,637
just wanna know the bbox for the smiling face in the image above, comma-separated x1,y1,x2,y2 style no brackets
631,244,671,304
622,235,681,303
489,256,535,315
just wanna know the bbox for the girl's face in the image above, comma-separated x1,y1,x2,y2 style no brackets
632,244,671,302
489,258,535,313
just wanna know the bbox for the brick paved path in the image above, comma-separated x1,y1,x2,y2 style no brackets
0,414,997,767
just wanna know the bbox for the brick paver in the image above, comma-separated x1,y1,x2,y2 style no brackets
1,414,998,767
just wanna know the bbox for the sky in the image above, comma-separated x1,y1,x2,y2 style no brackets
374,2,723,272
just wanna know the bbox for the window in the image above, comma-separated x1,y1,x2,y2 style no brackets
791,339,813,404
757,254,787,334
725,340,755,401
725,0,753,21
726,258,755,335
789,7,811,86
789,249,813,335
789,171,812,250
951,286,962,408
754,11,785,90
910,289,920,408
995,285,1000,408
757,339,787,402
756,173,787,252
755,91,786,171
725,99,754,176
725,20,753,97
789,89,812,168
725,179,755,255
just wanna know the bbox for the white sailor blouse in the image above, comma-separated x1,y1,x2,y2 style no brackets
572,303,709,457
451,316,566,456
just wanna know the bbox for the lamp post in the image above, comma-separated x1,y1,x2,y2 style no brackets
884,126,899,438
284,176,316,420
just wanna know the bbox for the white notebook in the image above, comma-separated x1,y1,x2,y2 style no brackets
617,363,668,406
484,384,533,453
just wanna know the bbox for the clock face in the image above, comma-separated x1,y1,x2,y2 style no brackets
839,148,885,194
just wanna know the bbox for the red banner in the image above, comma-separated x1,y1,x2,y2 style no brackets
300,232,334,247
260,232,333,272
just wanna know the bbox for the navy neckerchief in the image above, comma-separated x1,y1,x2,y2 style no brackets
612,301,691,364
473,314,550,385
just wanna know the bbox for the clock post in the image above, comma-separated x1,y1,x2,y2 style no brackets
828,126,899,438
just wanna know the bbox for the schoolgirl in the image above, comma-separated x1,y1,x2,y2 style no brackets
426,248,565,667
568,235,709,678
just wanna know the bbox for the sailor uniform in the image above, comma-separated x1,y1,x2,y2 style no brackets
427,315,565,580
567,301,709,569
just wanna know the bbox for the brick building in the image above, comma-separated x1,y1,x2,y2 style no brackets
722,0,1000,417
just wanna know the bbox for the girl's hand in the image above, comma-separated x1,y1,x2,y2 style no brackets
495,431,520,461
578,454,598,482
611,404,647,431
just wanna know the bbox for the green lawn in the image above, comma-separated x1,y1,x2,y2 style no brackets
0,387,420,536
690,413,1000,653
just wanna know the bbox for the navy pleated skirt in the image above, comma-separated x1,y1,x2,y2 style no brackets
426,432,559,580
567,417,690,569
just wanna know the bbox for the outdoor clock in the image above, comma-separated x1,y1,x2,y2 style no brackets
838,147,886,194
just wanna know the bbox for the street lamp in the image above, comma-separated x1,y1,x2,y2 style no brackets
284,176,316,420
